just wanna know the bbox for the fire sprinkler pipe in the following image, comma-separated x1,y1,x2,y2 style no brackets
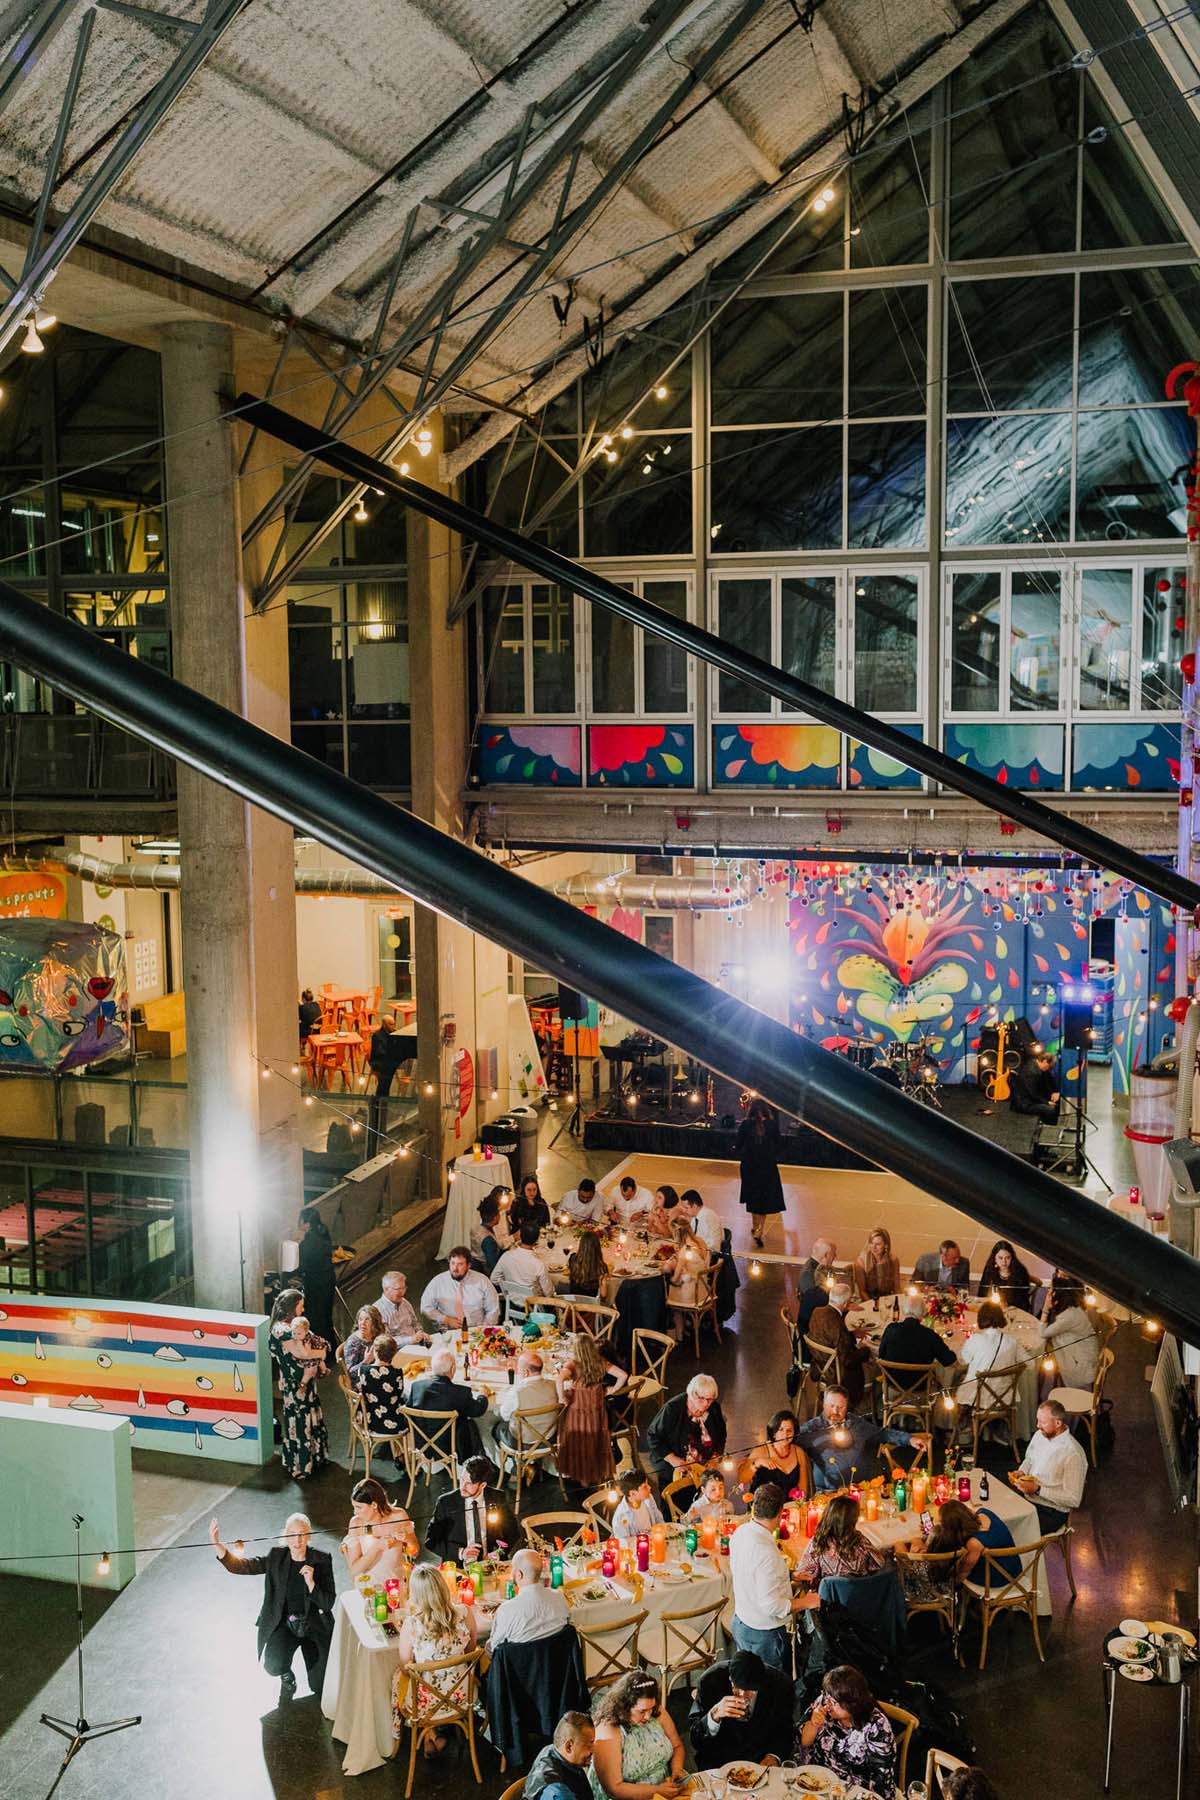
552,874,746,908
235,394,1200,918
0,581,1196,1343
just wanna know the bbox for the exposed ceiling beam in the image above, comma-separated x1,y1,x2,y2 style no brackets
584,147,696,252
405,0,514,95
686,72,782,182
442,0,1028,479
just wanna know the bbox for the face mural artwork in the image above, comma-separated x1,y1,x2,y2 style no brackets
0,920,129,1069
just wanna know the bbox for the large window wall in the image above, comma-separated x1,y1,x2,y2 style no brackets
472,3,1196,797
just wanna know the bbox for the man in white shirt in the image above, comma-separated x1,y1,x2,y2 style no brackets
557,1178,604,1225
1010,1399,1088,1534
420,1247,501,1330
728,1484,806,1671
488,1547,570,1649
496,1350,559,1433
679,1190,723,1255
372,1270,430,1345
609,1174,654,1226
491,1222,556,1299
610,1470,664,1540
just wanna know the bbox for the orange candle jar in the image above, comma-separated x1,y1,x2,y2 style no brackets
699,1517,718,1552
911,1475,928,1513
864,1488,879,1522
649,1522,668,1564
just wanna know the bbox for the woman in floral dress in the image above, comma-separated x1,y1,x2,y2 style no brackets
797,1664,898,1796
271,1295,329,1479
393,1565,477,1754
352,1334,407,1438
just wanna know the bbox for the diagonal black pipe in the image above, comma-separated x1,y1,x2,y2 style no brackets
0,581,1195,1342
236,393,1200,918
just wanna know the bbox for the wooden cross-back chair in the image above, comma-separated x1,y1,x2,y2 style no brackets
574,1608,648,1693
647,1596,725,1707
396,1406,459,1507
959,1538,1049,1669
494,1403,564,1513
393,1647,484,1798
522,1511,593,1554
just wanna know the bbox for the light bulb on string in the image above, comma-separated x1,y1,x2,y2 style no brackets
291,1063,299,1075
304,1095,314,1107
97,1551,111,1576
353,500,368,523
654,385,668,400
261,1065,271,1080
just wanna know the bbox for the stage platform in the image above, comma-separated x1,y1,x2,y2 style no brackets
582,1081,1041,1166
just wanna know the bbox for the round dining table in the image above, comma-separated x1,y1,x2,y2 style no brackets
848,1298,1043,1440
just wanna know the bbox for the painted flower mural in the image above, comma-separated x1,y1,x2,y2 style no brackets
830,887,975,1041
588,725,694,785
714,724,840,786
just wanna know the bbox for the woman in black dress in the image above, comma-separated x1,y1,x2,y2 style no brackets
735,1099,785,1248
978,1240,1036,1313
297,1206,338,1347
509,1174,551,1237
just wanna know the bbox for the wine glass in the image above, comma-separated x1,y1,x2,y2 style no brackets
780,1760,799,1793
908,1782,929,1800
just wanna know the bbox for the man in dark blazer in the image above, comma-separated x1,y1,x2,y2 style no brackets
210,1512,335,1700
688,1651,794,1769
805,1280,872,1407
408,1345,489,1459
913,1240,971,1290
425,1456,523,1562
646,1377,727,1493
878,1292,961,1388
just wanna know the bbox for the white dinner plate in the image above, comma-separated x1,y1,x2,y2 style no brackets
715,1764,769,1792
1119,1663,1155,1683
1119,1618,1149,1637
1109,1636,1154,1662
792,1769,843,1797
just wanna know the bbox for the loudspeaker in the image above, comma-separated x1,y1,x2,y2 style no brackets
1164,1136,1200,1195
1061,998,1093,1051
557,982,585,1021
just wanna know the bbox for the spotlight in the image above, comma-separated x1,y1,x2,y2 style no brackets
21,317,44,354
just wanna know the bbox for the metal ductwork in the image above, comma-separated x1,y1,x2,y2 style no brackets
0,850,403,899
553,874,746,909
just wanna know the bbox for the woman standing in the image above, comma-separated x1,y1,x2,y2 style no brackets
796,1664,898,1795
392,1564,477,1756
270,1290,329,1480
734,1099,785,1248
739,1410,810,1498
589,1671,688,1800
853,1227,901,1301
978,1241,1036,1313
297,1206,338,1348
1039,1271,1099,1390
556,1332,625,1490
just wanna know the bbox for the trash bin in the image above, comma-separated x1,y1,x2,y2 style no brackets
509,1104,540,1182
480,1115,520,1169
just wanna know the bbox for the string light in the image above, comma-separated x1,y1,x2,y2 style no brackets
750,1260,762,1277
353,500,368,522
291,1063,299,1075
261,1065,271,1080
1042,1354,1056,1373
654,385,668,400
96,1550,111,1575
304,1095,314,1107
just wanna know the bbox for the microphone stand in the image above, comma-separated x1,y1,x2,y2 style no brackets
39,1515,140,1797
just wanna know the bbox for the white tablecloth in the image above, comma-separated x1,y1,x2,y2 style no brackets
855,1466,1049,1616
437,1152,513,1257
321,1590,400,1776
569,1556,731,1667
849,1302,1042,1441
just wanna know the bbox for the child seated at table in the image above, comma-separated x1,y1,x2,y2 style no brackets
686,1469,728,1522
611,1469,664,1539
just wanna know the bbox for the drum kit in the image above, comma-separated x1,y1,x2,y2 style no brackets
830,1034,943,1106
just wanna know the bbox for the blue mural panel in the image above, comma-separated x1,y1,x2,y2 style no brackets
943,723,1065,791
587,725,694,787
713,724,841,787
848,726,924,790
476,723,582,786
1071,720,1180,792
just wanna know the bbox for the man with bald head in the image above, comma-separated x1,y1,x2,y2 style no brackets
488,1546,570,1649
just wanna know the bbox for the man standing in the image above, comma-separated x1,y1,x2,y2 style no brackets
727,1485,806,1671
795,1386,930,1491
367,1017,400,1145
209,1513,335,1702
409,1347,490,1459
420,1246,501,1329
371,1270,430,1344
525,1714,597,1800
1010,1400,1088,1534
1010,1051,1060,1124
913,1239,971,1289
688,1650,794,1769
805,1280,873,1407
425,1455,522,1562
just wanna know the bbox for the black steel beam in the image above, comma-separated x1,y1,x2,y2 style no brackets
0,579,1195,1342
236,393,1200,917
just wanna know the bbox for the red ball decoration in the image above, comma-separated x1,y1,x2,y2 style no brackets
1158,579,1172,592
1183,651,1197,685
1166,995,1191,1024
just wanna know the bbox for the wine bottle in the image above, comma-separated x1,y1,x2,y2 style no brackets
979,1472,990,1502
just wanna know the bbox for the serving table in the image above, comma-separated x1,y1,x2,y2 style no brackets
322,1587,402,1776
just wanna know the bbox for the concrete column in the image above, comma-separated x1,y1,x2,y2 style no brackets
160,322,299,1309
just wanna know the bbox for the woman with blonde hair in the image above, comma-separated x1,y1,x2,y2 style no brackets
556,1331,625,1490
663,1215,707,1339
853,1226,900,1300
392,1563,477,1754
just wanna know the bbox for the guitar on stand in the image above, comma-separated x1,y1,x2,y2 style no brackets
978,1022,1020,1107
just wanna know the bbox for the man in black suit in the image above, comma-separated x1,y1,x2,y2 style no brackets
425,1456,523,1563
688,1651,794,1769
408,1345,489,1459
210,1512,335,1701
878,1292,961,1388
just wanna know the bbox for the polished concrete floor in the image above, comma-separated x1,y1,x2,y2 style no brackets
1,1083,1195,1800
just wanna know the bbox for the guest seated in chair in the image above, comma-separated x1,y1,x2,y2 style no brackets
352,1334,407,1440
470,1191,507,1274
341,1476,418,1584
1010,1051,1060,1125
978,1240,1037,1313
805,1281,873,1408
611,1469,664,1539
392,1564,477,1757
686,1469,729,1523
495,1349,559,1444
419,1248,501,1331
646,1374,727,1493
878,1292,961,1386
407,1347,489,1460
558,1178,604,1226
688,1650,794,1770
795,1493,886,1603
795,1386,931,1491
371,1270,430,1345
796,1664,898,1797
341,1303,385,1375
590,1671,688,1800
425,1456,521,1563
492,1220,556,1300
525,1713,597,1800
898,1497,1020,1603
913,1239,971,1290
489,1546,570,1648
1009,1399,1088,1535
954,1302,1022,1413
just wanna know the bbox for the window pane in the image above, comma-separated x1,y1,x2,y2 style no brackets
643,581,689,712
710,428,842,552
347,626,410,719
710,294,843,424
531,584,575,713
0,488,47,576
1078,265,1200,408
1075,407,1193,541
946,276,1075,414
949,9,1078,258
780,576,836,712
291,721,344,773
584,435,692,556
950,570,1000,712
1078,569,1132,710
850,107,931,266
582,324,691,430
718,191,845,280
847,421,926,549
1010,572,1061,710
1081,87,1183,250
289,618,342,719
348,724,411,789
854,574,919,712
945,415,1071,547
591,608,636,712
716,578,771,712
848,287,927,414
482,586,525,712
1141,565,1186,711
474,429,579,557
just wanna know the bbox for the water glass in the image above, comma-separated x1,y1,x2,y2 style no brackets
781,1760,798,1792
908,1783,929,1800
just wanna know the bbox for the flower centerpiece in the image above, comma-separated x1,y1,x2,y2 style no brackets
924,1289,962,1325
471,1324,518,1362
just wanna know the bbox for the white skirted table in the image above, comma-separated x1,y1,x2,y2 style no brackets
322,1589,400,1776
436,1152,514,1258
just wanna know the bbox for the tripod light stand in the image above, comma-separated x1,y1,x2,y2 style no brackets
39,1515,140,1798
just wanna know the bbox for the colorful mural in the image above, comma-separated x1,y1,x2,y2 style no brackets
0,1294,273,1463
476,723,582,785
713,723,841,787
786,863,1174,1090
848,728,923,790
1072,720,1180,792
0,920,128,1070
588,725,694,786
943,724,1065,791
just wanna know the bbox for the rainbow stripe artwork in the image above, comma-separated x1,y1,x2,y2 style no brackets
0,1293,272,1464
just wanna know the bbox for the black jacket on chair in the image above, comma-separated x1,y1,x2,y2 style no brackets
484,1624,588,1768
424,1487,523,1562
688,1658,796,1768
217,1545,336,1662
